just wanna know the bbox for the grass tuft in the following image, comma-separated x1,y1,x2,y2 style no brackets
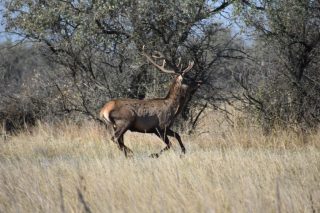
0,114,319,212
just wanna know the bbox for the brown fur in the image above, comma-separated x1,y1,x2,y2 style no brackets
100,49,199,157
100,72,198,157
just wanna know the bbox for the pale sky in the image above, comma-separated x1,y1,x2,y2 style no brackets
0,3,8,42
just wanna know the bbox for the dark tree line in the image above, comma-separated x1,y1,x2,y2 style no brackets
1,0,320,136
234,0,320,134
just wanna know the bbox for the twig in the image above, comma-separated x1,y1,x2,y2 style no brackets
276,178,282,213
59,183,66,213
77,187,92,213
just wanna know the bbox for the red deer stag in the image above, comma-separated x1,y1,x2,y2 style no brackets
100,48,200,157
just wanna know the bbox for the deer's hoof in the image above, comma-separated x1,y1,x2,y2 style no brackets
125,153,134,158
149,153,160,158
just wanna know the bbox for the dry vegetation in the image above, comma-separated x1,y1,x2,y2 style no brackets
0,113,319,213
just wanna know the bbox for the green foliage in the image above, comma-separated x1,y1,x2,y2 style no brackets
236,0,320,132
1,0,240,131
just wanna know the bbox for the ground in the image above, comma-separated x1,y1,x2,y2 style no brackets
0,117,319,212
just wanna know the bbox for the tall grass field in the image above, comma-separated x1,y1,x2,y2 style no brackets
0,113,319,212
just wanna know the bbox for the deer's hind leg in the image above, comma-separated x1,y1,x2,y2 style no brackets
111,120,134,157
118,135,133,157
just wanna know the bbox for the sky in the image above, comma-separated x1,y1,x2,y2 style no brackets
0,3,21,42
0,21,9,42
0,3,4,41
0,3,10,42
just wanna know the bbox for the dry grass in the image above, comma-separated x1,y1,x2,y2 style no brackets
0,114,319,213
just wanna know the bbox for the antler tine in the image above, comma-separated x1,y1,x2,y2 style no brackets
176,57,181,67
141,46,176,75
181,61,194,76
179,63,183,72
152,51,166,60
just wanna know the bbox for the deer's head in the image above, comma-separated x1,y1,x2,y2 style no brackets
142,47,201,98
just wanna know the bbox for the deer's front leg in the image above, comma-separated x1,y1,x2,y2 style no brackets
150,129,171,158
166,129,186,154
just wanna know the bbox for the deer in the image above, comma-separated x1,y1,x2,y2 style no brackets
100,48,201,157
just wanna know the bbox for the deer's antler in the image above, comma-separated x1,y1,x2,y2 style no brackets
181,61,194,76
142,46,176,75
142,46,194,76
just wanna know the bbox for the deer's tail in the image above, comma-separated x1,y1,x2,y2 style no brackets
100,101,116,124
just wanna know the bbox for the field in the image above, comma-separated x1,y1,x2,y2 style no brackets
0,114,319,213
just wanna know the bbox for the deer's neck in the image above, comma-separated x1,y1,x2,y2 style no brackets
165,81,185,116
156,80,189,128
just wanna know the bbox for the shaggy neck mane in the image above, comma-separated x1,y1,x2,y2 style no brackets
165,78,181,100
